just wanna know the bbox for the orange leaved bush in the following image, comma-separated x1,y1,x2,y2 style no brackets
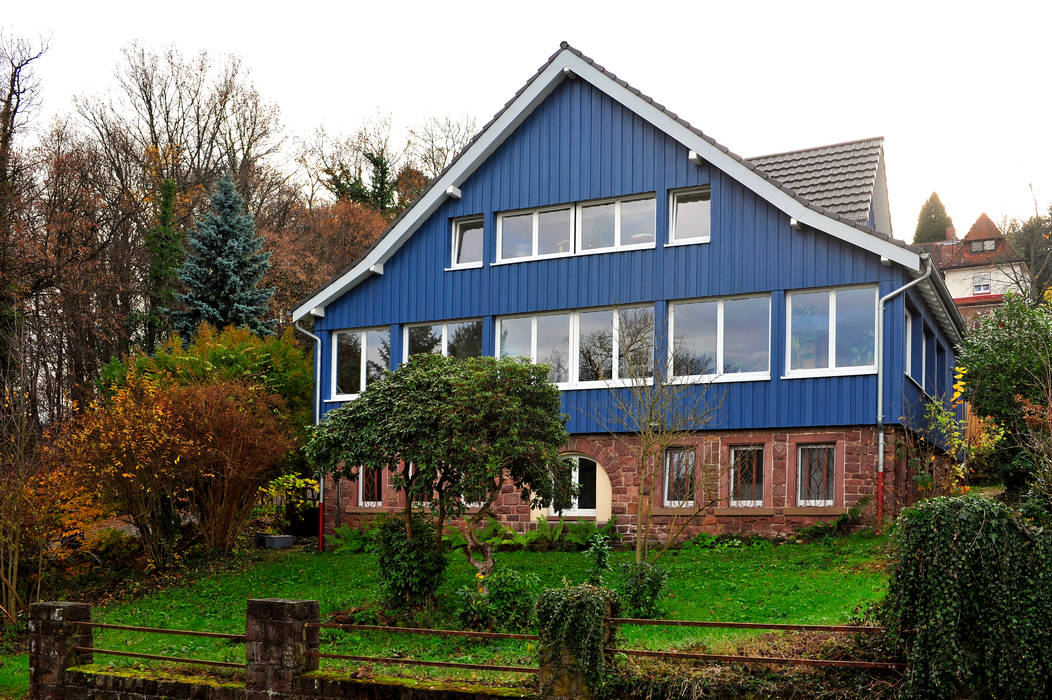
165,381,293,554
56,371,197,568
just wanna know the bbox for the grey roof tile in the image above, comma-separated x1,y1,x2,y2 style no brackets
746,137,884,224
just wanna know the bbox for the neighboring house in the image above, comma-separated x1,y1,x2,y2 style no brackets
915,213,1029,324
293,44,965,539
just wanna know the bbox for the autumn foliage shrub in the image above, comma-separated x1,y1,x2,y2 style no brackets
56,371,196,568
166,380,293,553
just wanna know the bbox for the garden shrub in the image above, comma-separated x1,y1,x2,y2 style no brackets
375,514,446,608
617,561,669,618
537,584,620,692
585,534,612,584
883,496,1052,698
331,521,381,554
456,567,540,632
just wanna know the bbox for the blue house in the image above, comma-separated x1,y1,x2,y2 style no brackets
293,44,964,538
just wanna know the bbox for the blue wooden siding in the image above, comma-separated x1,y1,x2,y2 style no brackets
314,77,954,437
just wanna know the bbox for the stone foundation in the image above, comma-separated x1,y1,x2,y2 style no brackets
323,425,914,541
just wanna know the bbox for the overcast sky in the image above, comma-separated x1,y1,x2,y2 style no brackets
7,0,1052,240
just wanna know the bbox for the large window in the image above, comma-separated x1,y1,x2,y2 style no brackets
787,286,877,376
496,194,655,262
797,445,835,506
669,187,711,244
554,456,597,516
404,319,483,360
730,446,764,507
670,295,770,381
333,327,390,399
496,306,654,388
664,447,696,507
359,466,383,507
451,217,483,268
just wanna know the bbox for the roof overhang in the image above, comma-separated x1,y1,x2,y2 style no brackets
292,46,922,322
915,254,967,345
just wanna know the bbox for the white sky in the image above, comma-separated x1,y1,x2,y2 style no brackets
7,0,1052,240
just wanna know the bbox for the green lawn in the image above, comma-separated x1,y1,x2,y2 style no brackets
0,533,888,697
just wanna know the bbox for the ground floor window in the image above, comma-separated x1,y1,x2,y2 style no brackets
664,447,695,507
555,456,597,516
730,446,764,507
797,444,835,506
359,466,383,507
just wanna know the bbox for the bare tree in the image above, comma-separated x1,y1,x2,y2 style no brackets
999,212,1052,304
409,115,478,179
592,307,722,563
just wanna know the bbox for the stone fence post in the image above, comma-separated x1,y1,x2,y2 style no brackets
537,598,617,700
245,598,319,699
28,601,93,700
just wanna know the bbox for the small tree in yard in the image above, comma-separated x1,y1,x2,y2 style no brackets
595,307,721,564
306,354,572,589
957,294,1052,496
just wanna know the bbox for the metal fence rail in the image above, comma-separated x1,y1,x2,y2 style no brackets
611,617,885,634
73,646,243,669
71,620,247,641
610,647,905,670
309,651,538,674
308,622,539,640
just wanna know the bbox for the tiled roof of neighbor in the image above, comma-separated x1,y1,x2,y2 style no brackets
963,212,1001,240
747,137,884,224
914,213,1023,270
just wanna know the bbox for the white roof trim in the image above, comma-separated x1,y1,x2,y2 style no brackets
293,48,921,322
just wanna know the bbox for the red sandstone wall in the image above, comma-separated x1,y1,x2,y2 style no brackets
321,426,910,542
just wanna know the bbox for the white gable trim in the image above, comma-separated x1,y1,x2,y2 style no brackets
292,48,921,322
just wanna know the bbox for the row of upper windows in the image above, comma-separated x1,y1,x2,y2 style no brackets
349,442,839,512
450,187,711,269
332,285,878,399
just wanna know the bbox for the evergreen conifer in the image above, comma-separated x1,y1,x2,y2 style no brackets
914,192,954,244
172,177,275,338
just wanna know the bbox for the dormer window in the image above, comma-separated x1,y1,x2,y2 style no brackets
970,239,996,253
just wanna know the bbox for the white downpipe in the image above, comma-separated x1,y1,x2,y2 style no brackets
294,321,325,550
875,257,934,524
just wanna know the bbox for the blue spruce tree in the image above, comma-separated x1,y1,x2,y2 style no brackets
172,177,275,338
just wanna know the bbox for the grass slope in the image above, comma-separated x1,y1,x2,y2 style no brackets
0,533,887,697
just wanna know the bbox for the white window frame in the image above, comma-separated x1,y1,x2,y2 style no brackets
973,271,992,295
358,466,383,508
905,309,913,379
331,327,389,401
664,447,696,508
493,193,656,264
402,319,483,361
552,455,598,517
667,186,711,246
796,444,836,507
495,205,574,262
784,285,879,379
668,294,771,384
450,216,484,270
729,445,764,508
495,305,654,390
984,239,995,251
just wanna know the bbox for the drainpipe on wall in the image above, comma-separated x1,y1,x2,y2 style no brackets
294,321,325,552
875,256,934,530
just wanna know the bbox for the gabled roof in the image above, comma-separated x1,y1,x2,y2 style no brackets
747,137,887,230
292,43,962,341
963,212,1001,240
915,213,1024,272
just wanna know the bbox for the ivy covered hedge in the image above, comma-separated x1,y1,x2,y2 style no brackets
883,496,1052,698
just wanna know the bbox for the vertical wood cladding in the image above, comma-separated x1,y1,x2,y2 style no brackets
315,77,948,436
